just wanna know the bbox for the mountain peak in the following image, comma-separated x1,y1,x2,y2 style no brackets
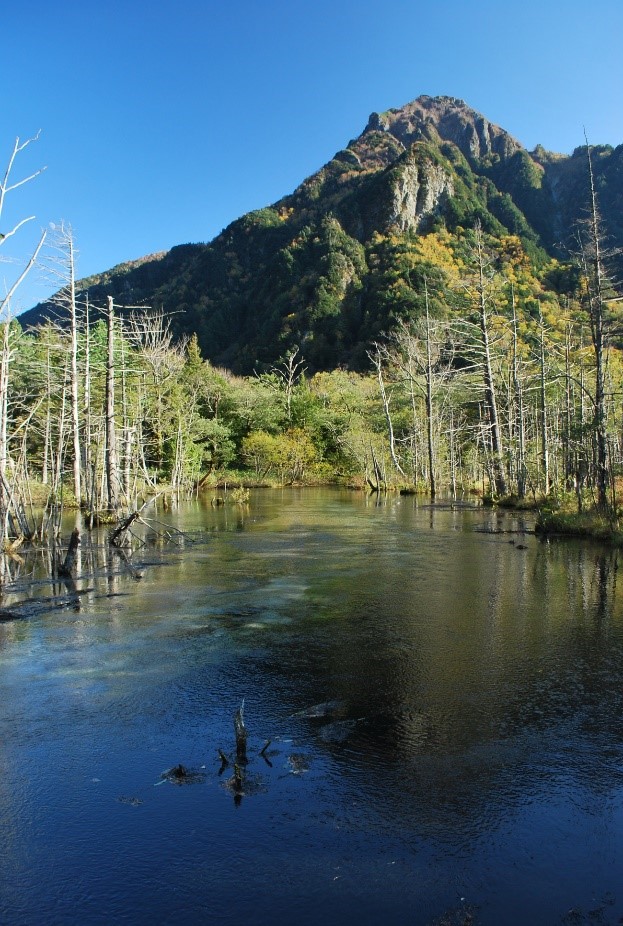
21,96,622,375
363,94,521,163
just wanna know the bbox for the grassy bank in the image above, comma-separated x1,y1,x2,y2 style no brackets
534,495,623,546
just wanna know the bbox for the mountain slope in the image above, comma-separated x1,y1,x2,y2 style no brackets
22,96,622,373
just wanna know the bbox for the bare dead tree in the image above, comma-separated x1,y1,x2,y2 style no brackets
456,223,508,496
105,297,121,512
125,308,186,472
509,282,528,498
389,279,457,497
270,346,306,424
579,136,613,511
369,344,407,480
42,222,82,505
537,304,550,494
0,133,47,541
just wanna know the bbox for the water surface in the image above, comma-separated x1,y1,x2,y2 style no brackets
1,489,622,925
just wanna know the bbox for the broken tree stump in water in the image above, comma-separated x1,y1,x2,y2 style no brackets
169,764,188,780
57,528,80,577
234,701,248,763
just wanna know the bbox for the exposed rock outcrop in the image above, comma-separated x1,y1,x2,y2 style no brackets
387,157,454,233
362,95,521,164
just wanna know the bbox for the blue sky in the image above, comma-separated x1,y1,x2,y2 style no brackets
2,0,622,311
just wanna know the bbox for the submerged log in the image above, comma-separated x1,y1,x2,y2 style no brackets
0,588,94,622
60,574,81,612
0,608,23,622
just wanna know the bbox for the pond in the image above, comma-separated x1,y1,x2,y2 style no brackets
1,488,622,925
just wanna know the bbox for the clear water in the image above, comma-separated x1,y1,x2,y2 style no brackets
1,488,622,925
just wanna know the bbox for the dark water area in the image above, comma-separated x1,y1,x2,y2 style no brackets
1,488,622,925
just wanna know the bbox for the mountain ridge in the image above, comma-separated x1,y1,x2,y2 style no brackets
21,95,622,372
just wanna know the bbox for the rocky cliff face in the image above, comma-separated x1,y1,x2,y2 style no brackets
387,155,454,233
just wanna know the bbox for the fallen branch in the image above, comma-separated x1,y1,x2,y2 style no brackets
139,515,196,542
109,511,140,547
473,527,531,535
109,493,163,547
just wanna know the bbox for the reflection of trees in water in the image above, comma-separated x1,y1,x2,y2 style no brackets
0,527,162,641
594,550,618,622
254,535,623,830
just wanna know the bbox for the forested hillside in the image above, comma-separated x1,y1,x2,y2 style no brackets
22,96,623,375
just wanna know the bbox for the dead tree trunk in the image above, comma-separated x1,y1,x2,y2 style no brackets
585,140,609,511
234,701,248,763
105,297,121,512
57,527,80,577
423,280,436,499
370,346,406,480
538,305,550,495
511,284,527,498
474,228,507,496
67,230,81,506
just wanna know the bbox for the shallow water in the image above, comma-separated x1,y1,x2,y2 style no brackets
1,488,622,925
